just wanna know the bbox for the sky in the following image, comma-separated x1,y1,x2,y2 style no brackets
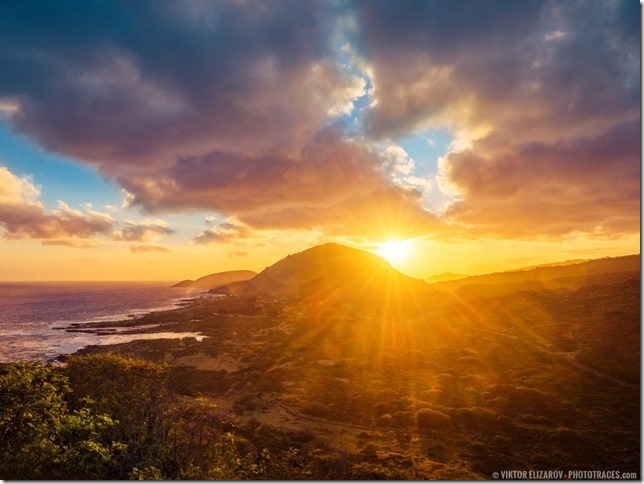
0,0,640,281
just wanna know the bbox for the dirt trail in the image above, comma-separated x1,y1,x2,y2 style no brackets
535,345,637,389
474,326,636,389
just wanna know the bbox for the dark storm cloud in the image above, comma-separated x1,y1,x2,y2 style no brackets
0,0,335,162
358,0,638,138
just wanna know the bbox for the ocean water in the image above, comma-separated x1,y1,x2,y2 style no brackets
0,282,208,362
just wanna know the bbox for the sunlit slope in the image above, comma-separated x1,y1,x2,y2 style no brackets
172,270,257,289
432,254,639,297
214,243,427,298
87,251,640,475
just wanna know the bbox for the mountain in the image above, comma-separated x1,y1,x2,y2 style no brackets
434,254,639,297
425,272,469,283
212,243,427,298
515,258,590,271
172,270,257,289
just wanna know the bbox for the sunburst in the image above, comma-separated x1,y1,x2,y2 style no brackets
376,239,413,265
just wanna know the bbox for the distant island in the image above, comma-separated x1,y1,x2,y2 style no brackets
172,270,257,289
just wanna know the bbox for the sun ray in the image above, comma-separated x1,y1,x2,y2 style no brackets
376,239,414,266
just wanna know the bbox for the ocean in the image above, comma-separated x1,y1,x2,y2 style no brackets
0,281,208,362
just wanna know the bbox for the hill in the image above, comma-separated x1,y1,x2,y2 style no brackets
425,272,469,283
75,250,639,478
515,258,590,271
172,270,257,289
433,254,639,297
213,243,427,298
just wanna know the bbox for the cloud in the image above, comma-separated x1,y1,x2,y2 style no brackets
0,166,115,242
438,121,640,237
194,220,252,245
356,0,639,237
0,1,638,241
0,1,359,164
42,239,99,249
129,245,172,254
228,251,248,258
0,165,40,204
0,1,443,241
112,219,174,242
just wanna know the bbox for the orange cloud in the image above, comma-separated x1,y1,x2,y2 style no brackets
112,220,174,242
129,245,172,254
0,166,115,243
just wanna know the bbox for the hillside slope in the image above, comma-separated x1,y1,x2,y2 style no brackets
213,243,427,298
432,254,639,297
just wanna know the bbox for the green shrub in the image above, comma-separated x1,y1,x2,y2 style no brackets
0,362,118,480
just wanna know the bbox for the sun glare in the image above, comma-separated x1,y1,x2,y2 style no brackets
376,239,413,265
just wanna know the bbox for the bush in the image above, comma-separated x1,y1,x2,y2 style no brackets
348,461,415,480
63,353,171,441
393,411,413,426
416,408,451,431
377,414,394,427
0,362,118,479
517,414,551,425
374,401,390,416
419,388,445,402
301,402,330,418
0,356,256,480
489,396,509,409
235,393,259,411
451,407,498,430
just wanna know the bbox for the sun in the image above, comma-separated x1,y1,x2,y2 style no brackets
376,239,414,265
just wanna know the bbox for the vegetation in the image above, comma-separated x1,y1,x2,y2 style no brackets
5,254,639,479
0,355,420,480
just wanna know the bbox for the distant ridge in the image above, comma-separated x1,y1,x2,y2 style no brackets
172,270,257,289
515,258,590,271
425,272,469,283
212,243,427,298
434,254,640,297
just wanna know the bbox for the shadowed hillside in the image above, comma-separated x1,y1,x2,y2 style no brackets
213,243,427,299
432,254,639,297
172,270,257,289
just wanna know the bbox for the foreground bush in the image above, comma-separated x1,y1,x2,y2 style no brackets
0,355,422,480
0,356,244,479
0,362,118,479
